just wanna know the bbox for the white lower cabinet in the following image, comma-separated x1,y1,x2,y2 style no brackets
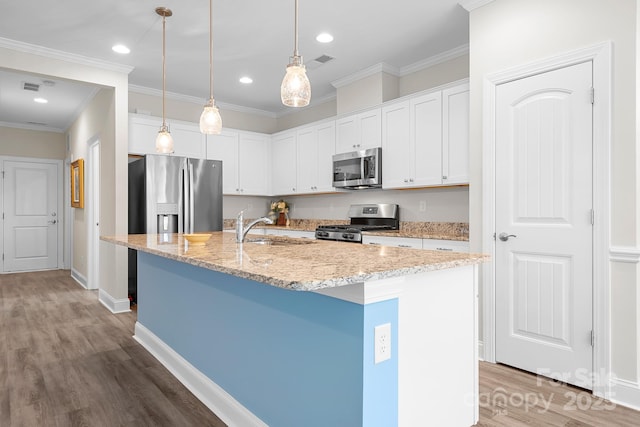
264,229,315,239
362,235,469,252
421,239,470,252
362,235,423,249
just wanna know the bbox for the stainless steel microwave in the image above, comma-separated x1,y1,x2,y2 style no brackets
332,147,382,189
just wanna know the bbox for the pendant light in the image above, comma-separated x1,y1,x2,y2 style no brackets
155,7,174,153
199,0,222,134
280,0,311,107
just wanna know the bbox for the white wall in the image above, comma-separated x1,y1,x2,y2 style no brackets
0,45,131,308
469,0,638,394
0,127,66,159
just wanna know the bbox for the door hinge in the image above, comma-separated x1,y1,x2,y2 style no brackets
590,87,595,104
590,209,595,225
591,330,595,347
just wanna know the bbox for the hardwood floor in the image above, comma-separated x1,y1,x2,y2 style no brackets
1,270,639,426
474,362,640,427
0,270,226,427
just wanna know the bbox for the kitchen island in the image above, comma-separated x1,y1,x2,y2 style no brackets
104,232,487,427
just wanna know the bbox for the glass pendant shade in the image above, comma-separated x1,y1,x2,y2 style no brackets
200,99,222,134
155,127,174,153
281,60,311,107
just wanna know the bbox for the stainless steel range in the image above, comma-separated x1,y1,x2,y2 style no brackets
315,203,399,243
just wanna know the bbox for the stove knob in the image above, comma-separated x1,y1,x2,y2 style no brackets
342,233,350,239
349,234,355,240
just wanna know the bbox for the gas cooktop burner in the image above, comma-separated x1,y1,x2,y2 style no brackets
315,204,399,243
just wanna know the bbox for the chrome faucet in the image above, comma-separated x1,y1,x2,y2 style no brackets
236,210,274,243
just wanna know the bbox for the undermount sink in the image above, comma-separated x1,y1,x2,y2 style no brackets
244,237,316,246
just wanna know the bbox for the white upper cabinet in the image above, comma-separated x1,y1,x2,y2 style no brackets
238,132,270,195
335,108,381,153
413,91,444,186
381,100,412,188
129,114,205,158
206,130,239,194
170,122,206,158
442,84,470,185
296,121,336,194
206,129,270,196
271,130,298,196
381,82,469,189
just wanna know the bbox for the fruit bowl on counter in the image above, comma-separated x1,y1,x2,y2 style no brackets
183,233,211,245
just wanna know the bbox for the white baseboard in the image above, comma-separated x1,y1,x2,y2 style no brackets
98,289,130,314
609,378,640,411
134,322,267,427
478,340,485,361
70,268,87,289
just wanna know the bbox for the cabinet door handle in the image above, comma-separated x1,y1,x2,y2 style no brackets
368,242,380,245
398,244,412,248
436,247,453,251
442,175,447,180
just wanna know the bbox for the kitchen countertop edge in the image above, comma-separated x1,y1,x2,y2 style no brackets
104,233,487,291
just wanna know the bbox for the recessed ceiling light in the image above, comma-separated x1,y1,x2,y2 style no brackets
316,33,334,43
239,76,253,84
112,44,131,54
34,97,48,104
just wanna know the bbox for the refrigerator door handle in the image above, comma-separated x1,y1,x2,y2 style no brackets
183,159,190,234
189,161,195,233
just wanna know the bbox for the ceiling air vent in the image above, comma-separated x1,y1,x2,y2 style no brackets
314,54,334,64
23,82,40,92
306,54,335,70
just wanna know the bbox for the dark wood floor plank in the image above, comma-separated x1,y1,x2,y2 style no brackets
1,270,226,427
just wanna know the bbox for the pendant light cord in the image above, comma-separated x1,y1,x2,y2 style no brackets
162,13,167,129
293,0,299,57
209,0,214,100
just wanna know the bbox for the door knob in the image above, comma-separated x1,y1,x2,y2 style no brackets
48,219,57,225
498,232,516,241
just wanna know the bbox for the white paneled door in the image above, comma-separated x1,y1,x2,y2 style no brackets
495,61,593,389
3,159,59,272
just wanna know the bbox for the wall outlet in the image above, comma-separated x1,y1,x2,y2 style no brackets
419,200,427,212
374,323,392,364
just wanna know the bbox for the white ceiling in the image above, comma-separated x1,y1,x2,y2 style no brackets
0,0,469,132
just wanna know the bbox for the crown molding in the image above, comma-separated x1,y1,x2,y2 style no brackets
331,63,401,89
400,44,469,76
458,0,495,12
274,93,337,118
0,121,65,134
0,37,134,75
128,85,277,118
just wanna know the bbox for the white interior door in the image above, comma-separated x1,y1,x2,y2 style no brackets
3,159,59,272
495,61,594,389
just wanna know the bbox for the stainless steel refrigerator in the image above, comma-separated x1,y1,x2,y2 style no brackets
128,154,223,302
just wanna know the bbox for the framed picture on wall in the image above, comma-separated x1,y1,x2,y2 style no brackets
71,158,84,208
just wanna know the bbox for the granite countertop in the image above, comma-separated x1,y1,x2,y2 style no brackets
103,232,487,291
225,219,470,241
